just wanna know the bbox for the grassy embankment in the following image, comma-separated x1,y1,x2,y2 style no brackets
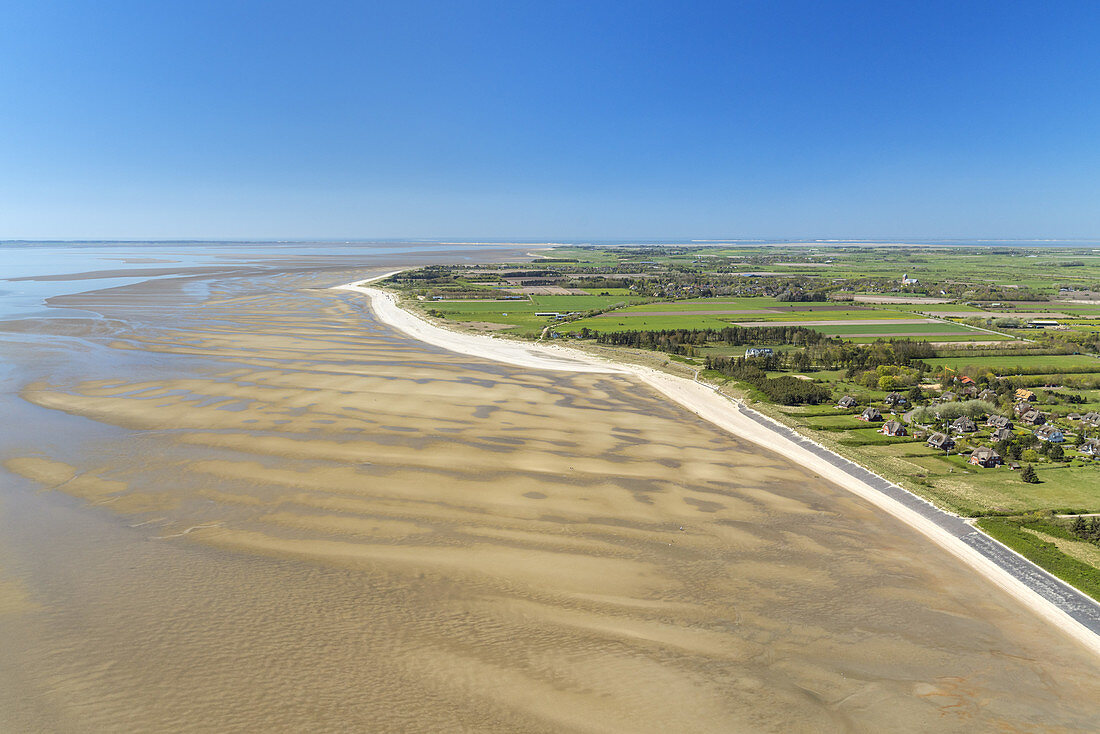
977,516,1100,602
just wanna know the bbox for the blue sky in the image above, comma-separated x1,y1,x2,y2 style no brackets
2,1,1099,240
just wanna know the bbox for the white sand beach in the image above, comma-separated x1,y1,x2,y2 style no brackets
339,279,1100,657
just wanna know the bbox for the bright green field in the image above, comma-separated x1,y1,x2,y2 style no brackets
845,332,1012,343
923,354,1100,372
814,322,985,336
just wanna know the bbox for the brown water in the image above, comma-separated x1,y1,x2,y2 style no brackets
2,247,1100,732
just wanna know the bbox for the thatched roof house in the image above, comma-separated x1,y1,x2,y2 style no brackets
951,416,978,433
969,448,1002,468
880,420,907,436
1020,410,1046,426
1080,438,1100,456
859,407,883,422
927,432,955,451
1034,425,1064,443
884,392,906,407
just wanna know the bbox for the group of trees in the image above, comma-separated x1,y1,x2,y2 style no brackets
586,325,829,355
991,432,1069,464
909,399,998,424
853,364,922,391
701,360,831,405
1070,515,1100,544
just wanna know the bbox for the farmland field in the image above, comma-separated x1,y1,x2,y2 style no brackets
924,354,1100,373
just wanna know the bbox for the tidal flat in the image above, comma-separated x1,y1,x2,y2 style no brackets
2,248,1100,732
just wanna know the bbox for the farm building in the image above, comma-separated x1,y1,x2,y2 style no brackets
744,347,774,358
879,420,906,436
859,407,883,422
969,448,1003,468
927,432,956,451
836,395,857,409
1034,425,1065,443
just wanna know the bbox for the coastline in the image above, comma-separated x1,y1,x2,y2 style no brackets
335,278,1100,656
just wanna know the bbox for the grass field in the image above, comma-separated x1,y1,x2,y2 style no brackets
924,354,1100,373
977,517,1100,602
812,322,988,336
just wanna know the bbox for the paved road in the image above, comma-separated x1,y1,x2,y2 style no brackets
734,402,1100,637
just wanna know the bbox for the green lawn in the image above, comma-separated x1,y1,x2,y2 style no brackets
924,354,1100,373
977,517,1100,602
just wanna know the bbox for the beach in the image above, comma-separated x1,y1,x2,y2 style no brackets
3,247,1100,731
344,280,1100,655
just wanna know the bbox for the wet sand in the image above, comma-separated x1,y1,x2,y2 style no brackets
3,257,1100,731
338,282,1100,653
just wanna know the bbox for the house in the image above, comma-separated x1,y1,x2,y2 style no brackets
1034,425,1065,443
879,420,907,436
1015,388,1035,402
939,391,957,402
1014,401,1034,417
1082,412,1100,427
883,392,907,407
960,384,978,398
959,376,975,386
987,415,1013,430
1009,461,1022,470
991,427,1014,442
859,407,883,422
978,389,998,402
1020,410,1046,426
951,416,978,433
1068,413,1082,421
744,347,774,358
969,447,1003,468
1079,439,1100,456
902,273,919,285
927,432,956,451
836,395,857,409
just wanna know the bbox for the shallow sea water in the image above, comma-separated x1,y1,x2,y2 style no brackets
2,243,1100,732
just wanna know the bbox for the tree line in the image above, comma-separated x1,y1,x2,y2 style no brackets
583,325,829,354
701,360,831,405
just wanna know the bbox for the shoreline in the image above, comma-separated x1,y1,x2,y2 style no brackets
334,278,1100,656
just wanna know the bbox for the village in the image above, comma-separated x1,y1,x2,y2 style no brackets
838,377,1100,476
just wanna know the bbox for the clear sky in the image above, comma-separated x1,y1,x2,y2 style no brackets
2,1,1099,240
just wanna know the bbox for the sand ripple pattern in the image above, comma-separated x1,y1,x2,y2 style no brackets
4,269,1100,732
